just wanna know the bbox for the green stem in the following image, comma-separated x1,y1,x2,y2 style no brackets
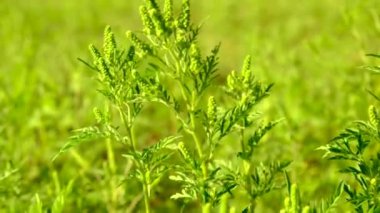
118,103,137,151
69,150,89,170
106,138,117,210
240,125,245,154
189,110,208,180
106,138,116,174
240,120,256,212
188,93,211,213
143,182,151,213
118,103,150,212
202,203,211,213
126,124,137,151
179,83,189,103
242,159,255,212
189,94,208,178
190,113,203,159
249,200,256,213
219,194,229,213
166,39,211,212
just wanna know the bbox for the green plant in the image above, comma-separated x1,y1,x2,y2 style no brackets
319,54,380,212
278,54,380,213
0,161,20,208
27,180,74,213
280,173,344,213
319,104,380,212
57,0,289,212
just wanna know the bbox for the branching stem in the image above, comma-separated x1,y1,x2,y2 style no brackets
118,102,151,213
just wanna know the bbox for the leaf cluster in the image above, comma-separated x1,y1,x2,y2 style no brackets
319,100,380,211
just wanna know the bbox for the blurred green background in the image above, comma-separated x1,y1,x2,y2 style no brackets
1,0,379,211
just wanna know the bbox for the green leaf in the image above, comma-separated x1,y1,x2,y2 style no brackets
53,126,106,161
28,194,43,213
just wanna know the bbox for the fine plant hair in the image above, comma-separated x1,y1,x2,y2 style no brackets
57,0,288,212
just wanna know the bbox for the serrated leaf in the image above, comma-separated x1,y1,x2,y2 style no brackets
53,126,106,161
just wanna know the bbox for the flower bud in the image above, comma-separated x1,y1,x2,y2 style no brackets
175,28,186,44
178,142,191,161
189,43,201,74
146,0,159,10
93,107,103,123
163,0,173,24
89,44,111,81
369,105,379,129
242,55,252,85
207,96,217,126
103,26,117,64
227,71,237,90
290,184,299,212
89,44,101,62
149,8,166,37
178,0,190,29
126,31,152,57
140,6,155,35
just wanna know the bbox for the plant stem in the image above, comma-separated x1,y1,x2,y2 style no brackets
118,103,150,213
106,138,116,174
219,194,229,213
202,203,211,213
118,103,137,151
69,150,89,170
188,92,211,212
240,129,245,155
189,93,208,177
249,200,256,213
143,182,151,213
106,138,117,210
165,34,212,212
126,124,137,151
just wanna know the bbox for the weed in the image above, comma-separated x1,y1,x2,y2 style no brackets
318,54,380,212
58,0,288,212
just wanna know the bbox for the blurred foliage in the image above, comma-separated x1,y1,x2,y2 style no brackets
0,0,379,212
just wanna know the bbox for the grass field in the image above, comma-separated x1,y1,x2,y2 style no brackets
1,0,380,212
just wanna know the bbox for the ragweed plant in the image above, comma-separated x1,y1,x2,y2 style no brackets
319,54,380,212
278,53,380,213
58,0,288,212
280,173,344,213
319,104,380,212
